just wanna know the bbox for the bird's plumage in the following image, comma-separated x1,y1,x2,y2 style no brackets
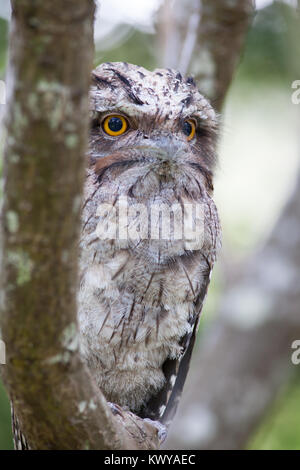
78,62,221,425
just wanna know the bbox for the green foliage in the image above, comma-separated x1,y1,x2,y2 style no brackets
236,2,300,85
0,18,8,77
249,375,300,450
0,380,13,449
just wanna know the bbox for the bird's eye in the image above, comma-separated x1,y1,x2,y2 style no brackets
183,119,196,141
102,115,128,136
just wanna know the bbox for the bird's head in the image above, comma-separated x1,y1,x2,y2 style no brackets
89,62,218,200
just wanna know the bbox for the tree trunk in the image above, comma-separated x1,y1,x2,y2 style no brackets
158,0,254,111
0,0,160,450
191,0,254,111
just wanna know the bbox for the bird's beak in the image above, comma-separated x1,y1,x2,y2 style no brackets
134,134,186,162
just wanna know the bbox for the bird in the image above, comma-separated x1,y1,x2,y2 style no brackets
77,61,221,430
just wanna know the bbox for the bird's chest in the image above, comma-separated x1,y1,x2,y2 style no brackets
77,172,215,409
78,178,207,363
78,249,198,359
77,248,198,413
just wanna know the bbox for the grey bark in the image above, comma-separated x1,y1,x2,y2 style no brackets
0,0,160,450
191,0,254,110
158,0,254,111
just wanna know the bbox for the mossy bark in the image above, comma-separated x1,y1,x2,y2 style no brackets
0,1,160,450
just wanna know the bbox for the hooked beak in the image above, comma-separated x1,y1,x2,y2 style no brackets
132,134,187,162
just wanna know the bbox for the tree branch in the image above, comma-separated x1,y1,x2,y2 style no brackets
0,0,160,450
158,0,254,111
191,0,254,110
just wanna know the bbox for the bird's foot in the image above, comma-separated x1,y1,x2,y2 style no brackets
143,418,167,444
107,401,124,417
107,403,167,444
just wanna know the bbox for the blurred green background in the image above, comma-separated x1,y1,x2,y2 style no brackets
0,0,300,450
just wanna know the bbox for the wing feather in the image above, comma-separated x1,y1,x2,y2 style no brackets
141,265,212,427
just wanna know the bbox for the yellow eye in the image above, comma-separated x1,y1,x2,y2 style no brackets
183,119,196,141
102,115,128,136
